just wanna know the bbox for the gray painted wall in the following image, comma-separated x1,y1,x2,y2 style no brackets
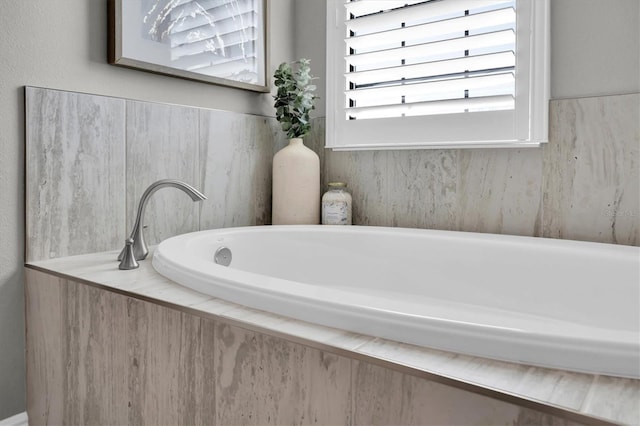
550,0,640,98
0,0,294,418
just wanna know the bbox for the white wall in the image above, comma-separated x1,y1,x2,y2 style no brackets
0,0,295,418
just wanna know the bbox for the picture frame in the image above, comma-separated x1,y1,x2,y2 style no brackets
108,0,269,93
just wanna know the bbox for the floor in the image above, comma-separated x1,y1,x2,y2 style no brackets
0,412,27,426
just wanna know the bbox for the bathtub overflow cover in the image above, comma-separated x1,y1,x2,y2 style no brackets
214,247,232,266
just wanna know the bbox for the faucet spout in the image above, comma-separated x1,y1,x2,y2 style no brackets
118,179,207,264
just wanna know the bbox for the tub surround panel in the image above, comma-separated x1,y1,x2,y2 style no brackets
323,145,543,237
513,367,595,412
324,150,389,226
126,297,217,425
25,269,217,425
358,339,540,395
355,339,595,416
215,323,351,425
65,280,128,425
320,94,638,246
355,336,639,425
543,94,640,245
25,270,130,425
25,89,639,266
199,111,275,229
580,375,640,423
25,87,126,261
26,264,601,426
387,149,458,230
23,87,638,424
24,269,65,424
352,360,523,426
26,254,638,425
25,87,285,262
457,148,543,236
515,409,587,426
125,100,201,246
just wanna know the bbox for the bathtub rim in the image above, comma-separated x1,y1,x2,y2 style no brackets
152,225,640,379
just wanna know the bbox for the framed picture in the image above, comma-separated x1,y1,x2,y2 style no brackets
108,0,269,92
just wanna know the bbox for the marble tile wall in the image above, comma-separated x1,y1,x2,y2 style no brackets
25,87,285,261
199,110,275,229
26,89,638,264
125,100,201,244
215,323,352,424
25,269,216,425
25,88,126,261
322,93,639,246
23,88,637,425
543,94,639,245
26,270,584,425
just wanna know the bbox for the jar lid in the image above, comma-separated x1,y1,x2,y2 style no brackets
328,182,347,188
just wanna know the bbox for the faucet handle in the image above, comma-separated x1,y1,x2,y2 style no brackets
118,179,206,265
118,238,139,270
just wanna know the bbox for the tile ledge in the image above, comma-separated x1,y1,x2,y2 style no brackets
25,251,637,426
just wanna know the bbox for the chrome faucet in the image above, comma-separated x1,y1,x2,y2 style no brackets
118,179,206,269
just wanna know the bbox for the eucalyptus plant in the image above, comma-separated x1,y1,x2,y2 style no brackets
273,59,317,139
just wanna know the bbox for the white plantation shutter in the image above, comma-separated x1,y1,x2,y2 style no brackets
326,0,550,150
139,0,265,85
345,1,516,119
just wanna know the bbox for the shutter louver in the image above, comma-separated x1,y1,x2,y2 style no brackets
344,0,516,120
143,0,260,83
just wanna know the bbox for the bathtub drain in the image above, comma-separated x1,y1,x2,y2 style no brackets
214,247,232,266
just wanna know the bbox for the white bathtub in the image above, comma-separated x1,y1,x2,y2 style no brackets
152,226,640,378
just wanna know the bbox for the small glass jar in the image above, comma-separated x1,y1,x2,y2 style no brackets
322,182,352,225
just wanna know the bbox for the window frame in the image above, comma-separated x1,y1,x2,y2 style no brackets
326,0,550,150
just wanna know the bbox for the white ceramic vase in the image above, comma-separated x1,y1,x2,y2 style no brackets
272,138,320,225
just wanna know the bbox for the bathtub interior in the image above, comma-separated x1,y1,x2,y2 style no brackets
153,226,640,378
181,226,639,333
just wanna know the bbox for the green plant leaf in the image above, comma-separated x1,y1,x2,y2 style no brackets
273,59,317,139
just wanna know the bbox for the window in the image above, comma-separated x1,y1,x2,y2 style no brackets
326,0,550,149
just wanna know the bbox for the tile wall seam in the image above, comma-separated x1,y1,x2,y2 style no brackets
578,375,600,414
125,100,134,239
537,136,546,238
540,98,558,240
122,98,128,250
383,150,391,227
197,108,202,232
211,312,218,424
455,148,461,232
349,358,357,426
